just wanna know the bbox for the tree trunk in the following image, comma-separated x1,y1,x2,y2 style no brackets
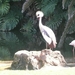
57,11,75,49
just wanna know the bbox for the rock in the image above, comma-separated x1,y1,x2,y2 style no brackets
11,49,66,70
28,55,44,70
11,50,30,70
40,49,66,66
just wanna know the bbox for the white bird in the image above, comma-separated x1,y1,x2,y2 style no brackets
69,40,75,59
36,11,57,50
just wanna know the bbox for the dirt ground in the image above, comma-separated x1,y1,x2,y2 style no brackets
0,58,75,70
65,58,75,67
0,61,12,70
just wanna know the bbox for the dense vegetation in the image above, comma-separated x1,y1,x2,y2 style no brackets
0,0,75,54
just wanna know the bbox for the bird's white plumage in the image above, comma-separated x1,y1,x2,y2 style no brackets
36,11,57,49
41,25,57,48
69,40,75,47
43,26,56,43
42,31,52,44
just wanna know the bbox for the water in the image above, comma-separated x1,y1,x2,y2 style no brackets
0,31,73,58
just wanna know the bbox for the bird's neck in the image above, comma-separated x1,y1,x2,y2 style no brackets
39,17,43,28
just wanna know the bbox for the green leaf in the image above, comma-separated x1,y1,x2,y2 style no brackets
0,5,22,31
0,46,11,59
0,32,18,42
0,0,2,3
46,4,64,30
41,0,58,16
20,18,33,32
0,1,10,15
0,15,18,31
12,0,21,1
0,32,22,55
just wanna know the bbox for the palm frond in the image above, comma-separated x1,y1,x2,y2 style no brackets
0,32,18,42
0,13,18,31
0,0,2,3
12,0,21,1
20,18,33,32
0,1,10,15
46,4,64,30
0,6,23,31
41,0,58,16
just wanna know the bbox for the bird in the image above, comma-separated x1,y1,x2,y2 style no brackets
36,11,57,50
69,40,75,59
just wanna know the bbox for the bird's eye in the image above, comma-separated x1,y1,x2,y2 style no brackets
37,14,39,16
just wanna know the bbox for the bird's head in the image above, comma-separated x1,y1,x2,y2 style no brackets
36,11,44,19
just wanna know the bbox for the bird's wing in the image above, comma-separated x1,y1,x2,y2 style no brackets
43,25,57,44
41,31,52,44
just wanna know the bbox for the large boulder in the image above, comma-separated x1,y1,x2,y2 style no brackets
11,50,30,70
40,49,66,66
11,49,66,70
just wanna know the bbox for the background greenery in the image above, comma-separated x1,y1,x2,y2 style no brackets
0,0,75,59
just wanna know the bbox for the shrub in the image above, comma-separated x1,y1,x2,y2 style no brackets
0,46,11,60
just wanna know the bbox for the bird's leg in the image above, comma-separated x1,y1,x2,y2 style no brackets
46,43,48,49
72,47,75,59
46,43,51,49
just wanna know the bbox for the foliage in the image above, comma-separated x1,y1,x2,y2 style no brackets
20,18,33,32
0,32,25,55
63,37,73,57
0,0,75,33
0,10,20,31
12,0,21,1
0,46,11,59
57,0,75,49
46,4,65,30
0,0,22,31
41,0,59,16
64,37,74,49
0,0,75,50
0,4,21,31
0,0,10,15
